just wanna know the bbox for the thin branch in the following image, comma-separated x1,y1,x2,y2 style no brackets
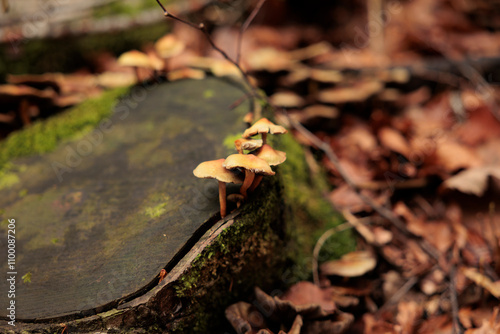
312,222,352,286
450,264,464,334
236,0,267,65
377,276,418,314
280,111,441,261
155,0,260,100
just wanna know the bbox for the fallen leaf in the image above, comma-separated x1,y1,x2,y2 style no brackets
317,81,383,104
461,267,500,298
269,91,305,108
442,166,500,196
320,251,377,277
378,127,411,158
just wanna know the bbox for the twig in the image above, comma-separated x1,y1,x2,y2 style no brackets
312,222,352,286
236,0,267,65
155,0,260,100
377,276,418,314
449,264,464,334
280,111,441,261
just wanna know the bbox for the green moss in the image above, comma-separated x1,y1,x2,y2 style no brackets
222,132,243,151
0,168,20,190
144,201,170,218
278,130,356,281
0,23,169,79
0,87,129,171
171,176,286,332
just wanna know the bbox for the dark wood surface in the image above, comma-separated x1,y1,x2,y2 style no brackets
0,77,250,320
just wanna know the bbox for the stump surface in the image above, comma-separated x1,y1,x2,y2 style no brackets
0,78,249,320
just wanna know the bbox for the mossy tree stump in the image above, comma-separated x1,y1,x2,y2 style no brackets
0,78,354,333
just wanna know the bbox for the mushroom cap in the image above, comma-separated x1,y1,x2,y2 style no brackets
154,34,185,59
234,138,263,152
251,144,286,166
227,193,245,203
242,118,288,138
223,154,275,176
117,50,152,68
193,159,243,184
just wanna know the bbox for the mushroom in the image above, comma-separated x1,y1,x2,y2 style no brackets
242,117,287,145
234,138,263,154
248,144,286,192
117,50,153,83
227,193,245,209
154,34,186,72
223,154,274,198
193,159,243,218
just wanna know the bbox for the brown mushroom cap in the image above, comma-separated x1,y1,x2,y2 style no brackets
223,154,275,176
242,118,288,138
193,159,243,184
154,34,185,59
251,144,286,166
117,50,153,68
234,138,263,152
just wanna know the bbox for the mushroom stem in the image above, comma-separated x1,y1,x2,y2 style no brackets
133,66,141,83
218,181,227,218
235,141,243,154
240,170,255,198
248,174,263,193
261,132,268,145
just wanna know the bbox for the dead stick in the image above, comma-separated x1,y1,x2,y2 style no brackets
312,222,352,286
281,111,440,261
450,264,464,334
155,0,260,101
236,0,267,65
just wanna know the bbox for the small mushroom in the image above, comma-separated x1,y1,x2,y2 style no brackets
117,50,153,83
223,154,274,198
242,117,288,144
154,34,186,72
227,193,245,209
249,144,286,192
234,138,263,154
193,159,243,218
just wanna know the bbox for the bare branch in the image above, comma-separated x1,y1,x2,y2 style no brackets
236,0,267,65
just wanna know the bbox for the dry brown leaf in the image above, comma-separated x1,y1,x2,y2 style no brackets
290,105,339,124
396,300,424,333
269,91,305,108
317,81,383,104
96,72,136,88
461,267,500,298
464,307,500,334
167,68,206,81
442,166,500,196
435,138,481,172
281,281,336,314
378,127,411,158
301,310,354,334
245,47,296,72
288,42,332,61
225,301,268,334
320,251,376,277
310,68,343,84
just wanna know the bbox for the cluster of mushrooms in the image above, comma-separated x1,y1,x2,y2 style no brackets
193,118,288,218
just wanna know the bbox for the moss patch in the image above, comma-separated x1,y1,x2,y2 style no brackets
278,130,356,281
0,87,129,172
168,176,286,333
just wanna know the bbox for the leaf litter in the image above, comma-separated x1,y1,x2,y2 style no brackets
3,0,500,332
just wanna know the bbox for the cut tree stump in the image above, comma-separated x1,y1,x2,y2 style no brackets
0,77,354,333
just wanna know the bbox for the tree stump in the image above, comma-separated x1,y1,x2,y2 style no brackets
0,77,354,333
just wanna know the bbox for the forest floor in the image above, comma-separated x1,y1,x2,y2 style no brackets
1,0,500,333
